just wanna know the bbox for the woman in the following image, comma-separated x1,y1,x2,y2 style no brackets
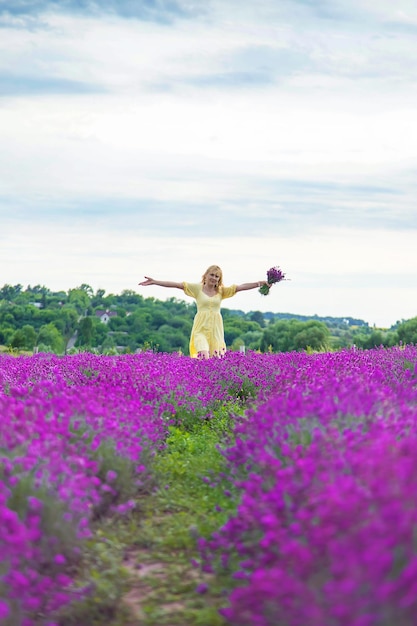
139,265,269,359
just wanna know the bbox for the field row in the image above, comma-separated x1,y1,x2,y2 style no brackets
1,347,417,625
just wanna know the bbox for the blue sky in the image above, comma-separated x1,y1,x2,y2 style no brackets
1,0,416,327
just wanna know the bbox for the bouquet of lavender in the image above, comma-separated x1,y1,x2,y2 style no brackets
259,266,286,295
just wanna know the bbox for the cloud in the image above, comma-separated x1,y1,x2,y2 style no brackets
0,0,200,25
1,169,415,243
185,70,274,89
287,0,357,22
0,72,105,96
177,45,315,90
0,0,417,328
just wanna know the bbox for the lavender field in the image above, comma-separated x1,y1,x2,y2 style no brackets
1,347,417,625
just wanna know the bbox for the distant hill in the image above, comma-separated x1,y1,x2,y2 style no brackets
224,308,369,328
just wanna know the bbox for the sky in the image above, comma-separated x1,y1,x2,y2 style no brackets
1,0,416,328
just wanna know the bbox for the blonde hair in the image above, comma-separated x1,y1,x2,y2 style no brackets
202,265,223,292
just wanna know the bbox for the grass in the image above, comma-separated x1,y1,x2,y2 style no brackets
60,404,243,626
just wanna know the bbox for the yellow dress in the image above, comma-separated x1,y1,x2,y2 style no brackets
183,282,237,358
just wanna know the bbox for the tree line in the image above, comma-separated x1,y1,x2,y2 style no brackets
0,283,416,355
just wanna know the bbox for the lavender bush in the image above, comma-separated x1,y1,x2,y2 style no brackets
0,350,282,624
2,347,417,625
199,346,417,626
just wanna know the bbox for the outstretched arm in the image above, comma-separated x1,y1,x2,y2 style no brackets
139,276,184,290
236,281,269,293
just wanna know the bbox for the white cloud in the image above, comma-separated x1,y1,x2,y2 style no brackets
0,0,416,327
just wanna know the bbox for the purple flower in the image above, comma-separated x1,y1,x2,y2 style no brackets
106,470,118,482
259,266,286,295
267,266,285,284
54,554,67,565
0,600,10,619
27,496,43,512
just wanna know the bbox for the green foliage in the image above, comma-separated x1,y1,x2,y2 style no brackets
91,288,106,308
224,316,262,346
155,419,237,522
58,530,130,626
397,317,417,345
68,288,91,315
353,329,396,349
101,334,117,353
0,284,23,300
240,329,263,350
37,322,65,353
155,324,188,353
402,359,416,374
261,318,331,353
77,316,95,347
11,325,37,350
249,310,266,327
53,308,78,342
